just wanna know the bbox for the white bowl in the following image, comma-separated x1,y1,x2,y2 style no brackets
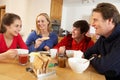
68,58,90,73
66,50,74,57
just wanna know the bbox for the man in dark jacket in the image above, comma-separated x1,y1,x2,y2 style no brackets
84,2,120,80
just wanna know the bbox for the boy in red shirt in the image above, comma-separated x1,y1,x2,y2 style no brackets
54,20,94,53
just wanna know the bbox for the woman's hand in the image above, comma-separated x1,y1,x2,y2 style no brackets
35,38,43,48
35,37,50,49
44,46,50,51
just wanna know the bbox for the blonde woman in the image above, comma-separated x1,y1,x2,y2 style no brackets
26,13,58,52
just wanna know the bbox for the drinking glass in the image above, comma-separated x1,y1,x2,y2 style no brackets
18,53,29,65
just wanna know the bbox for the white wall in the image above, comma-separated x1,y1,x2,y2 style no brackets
26,0,51,36
0,0,51,41
0,0,120,39
61,0,120,32
61,5,94,31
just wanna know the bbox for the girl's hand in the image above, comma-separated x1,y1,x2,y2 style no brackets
5,49,18,59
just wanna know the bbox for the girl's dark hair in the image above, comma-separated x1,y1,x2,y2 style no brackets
0,13,21,33
73,20,89,34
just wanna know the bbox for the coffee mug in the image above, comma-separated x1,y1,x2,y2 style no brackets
49,49,57,58
74,50,83,58
18,53,29,65
17,49,29,65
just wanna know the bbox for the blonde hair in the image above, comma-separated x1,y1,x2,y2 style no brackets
36,13,51,35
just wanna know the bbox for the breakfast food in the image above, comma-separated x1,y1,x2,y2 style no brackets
29,52,40,56
32,56,44,75
32,54,50,76
41,37,50,40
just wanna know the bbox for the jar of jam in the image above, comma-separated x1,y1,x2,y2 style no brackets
58,54,66,68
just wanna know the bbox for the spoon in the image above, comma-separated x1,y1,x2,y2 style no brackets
84,56,95,63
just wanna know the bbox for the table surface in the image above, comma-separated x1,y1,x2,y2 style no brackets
0,59,105,80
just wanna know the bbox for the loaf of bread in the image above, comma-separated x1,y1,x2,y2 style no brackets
41,37,49,40
32,54,50,76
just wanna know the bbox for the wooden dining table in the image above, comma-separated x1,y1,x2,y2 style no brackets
0,58,105,80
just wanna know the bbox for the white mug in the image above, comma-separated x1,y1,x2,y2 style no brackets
74,50,83,58
49,49,57,58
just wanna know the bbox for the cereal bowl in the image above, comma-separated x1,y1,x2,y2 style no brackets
68,58,90,73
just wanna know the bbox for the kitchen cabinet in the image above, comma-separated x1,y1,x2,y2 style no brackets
50,0,63,21
0,5,5,23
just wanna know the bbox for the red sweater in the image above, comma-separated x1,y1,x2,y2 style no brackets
0,33,28,53
54,34,94,52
